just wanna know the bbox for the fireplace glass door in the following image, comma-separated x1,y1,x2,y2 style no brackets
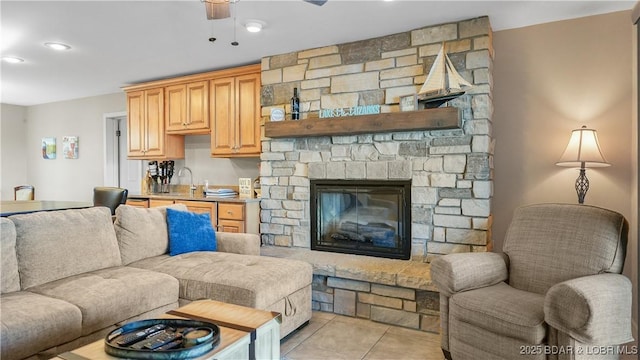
311,180,411,260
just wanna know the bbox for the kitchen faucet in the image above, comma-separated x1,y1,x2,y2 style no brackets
177,167,196,196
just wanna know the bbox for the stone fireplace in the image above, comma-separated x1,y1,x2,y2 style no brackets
258,17,493,329
259,16,494,262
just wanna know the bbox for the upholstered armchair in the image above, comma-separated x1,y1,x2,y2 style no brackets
431,204,633,360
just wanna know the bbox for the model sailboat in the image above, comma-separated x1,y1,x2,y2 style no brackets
417,43,473,108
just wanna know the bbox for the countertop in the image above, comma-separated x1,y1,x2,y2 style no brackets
128,193,261,204
1,200,94,216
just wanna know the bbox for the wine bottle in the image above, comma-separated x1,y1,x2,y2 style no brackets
291,87,300,120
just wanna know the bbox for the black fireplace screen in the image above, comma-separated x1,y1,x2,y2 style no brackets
311,180,411,260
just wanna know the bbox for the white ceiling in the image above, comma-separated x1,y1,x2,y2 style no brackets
1,0,635,106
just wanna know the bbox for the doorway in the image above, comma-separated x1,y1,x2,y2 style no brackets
103,112,142,195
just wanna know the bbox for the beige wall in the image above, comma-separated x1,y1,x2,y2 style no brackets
1,104,28,200
1,94,260,202
493,10,637,340
22,93,127,201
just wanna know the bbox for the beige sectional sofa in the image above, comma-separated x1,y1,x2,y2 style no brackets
1,204,312,360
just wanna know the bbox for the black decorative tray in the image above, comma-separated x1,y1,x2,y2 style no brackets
105,319,220,359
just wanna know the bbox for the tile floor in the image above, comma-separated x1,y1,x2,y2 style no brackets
281,311,445,360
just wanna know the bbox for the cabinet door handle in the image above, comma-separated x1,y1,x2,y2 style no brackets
227,210,233,215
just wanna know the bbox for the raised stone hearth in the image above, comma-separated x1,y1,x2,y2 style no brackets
261,246,439,332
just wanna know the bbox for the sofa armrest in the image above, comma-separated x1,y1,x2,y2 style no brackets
216,232,261,256
431,252,508,296
544,273,633,344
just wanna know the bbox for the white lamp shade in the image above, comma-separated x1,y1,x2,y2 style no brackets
556,126,610,168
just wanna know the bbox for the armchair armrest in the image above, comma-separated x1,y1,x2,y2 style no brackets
544,273,633,344
216,232,261,256
431,252,508,296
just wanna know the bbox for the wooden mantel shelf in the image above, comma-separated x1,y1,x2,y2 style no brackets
264,107,460,138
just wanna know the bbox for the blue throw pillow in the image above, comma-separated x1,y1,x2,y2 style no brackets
166,208,217,256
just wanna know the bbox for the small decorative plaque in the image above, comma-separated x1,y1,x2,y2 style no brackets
238,178,254,198
319,105,381,118
400,94,417,112
270,108,285,122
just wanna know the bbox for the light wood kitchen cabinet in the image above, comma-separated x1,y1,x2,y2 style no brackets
144,198,259,234
218,202,259,234
166,81,209,134
125,199,149,208
217,203,245,233
175,200,217,229
149,199,175,208
210,71,261,157
126,88,184,159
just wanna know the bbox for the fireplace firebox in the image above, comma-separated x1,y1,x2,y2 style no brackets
310,180,411,260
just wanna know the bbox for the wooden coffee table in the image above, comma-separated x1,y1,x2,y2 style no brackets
54,300,281,360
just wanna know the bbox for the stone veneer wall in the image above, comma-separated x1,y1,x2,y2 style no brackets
259,17,494,261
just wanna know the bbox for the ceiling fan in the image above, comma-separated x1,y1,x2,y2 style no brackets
203,0,231,20
203,0,327,20
302,0,328,5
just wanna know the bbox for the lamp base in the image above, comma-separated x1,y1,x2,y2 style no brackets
575,168,589,204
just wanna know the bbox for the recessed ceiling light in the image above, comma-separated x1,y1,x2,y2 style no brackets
1,57,24,63
44,42,71,51
245,21,263,33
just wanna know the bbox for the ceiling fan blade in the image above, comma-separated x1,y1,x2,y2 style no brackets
204,0,230,19
303,0,328,6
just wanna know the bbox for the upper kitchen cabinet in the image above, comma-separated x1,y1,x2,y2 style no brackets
166,81,210,134
210,66,261,157
126,88,185,159
123,63,259,159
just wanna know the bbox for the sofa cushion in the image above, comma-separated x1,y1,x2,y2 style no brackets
10,207,122,289
1,218,20,293
1,291,82,360
167,208,217,256
114,204,188,265
129,252,313,309
450,281,547,344
28,266,179,335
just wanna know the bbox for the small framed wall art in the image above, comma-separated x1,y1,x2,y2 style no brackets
42,137,56,159
63,136,79,159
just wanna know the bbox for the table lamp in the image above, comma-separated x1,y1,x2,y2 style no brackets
556,125,610,204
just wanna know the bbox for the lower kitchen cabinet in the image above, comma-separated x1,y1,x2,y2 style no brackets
217,203,244,233
144,198,258,234
149,199,175,208
218,202,259,234
125,199,149,208
175,200,217,229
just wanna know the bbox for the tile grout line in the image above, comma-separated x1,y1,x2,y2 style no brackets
280,315,336,359
360,327,392,360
